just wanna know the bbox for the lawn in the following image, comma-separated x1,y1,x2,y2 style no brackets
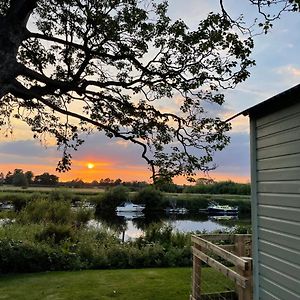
0,268,234,300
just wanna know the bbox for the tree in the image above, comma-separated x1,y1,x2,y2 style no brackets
0,1,298,182
12,169,28,187
25,170,34,185
4,171,13,185
0,172,4,185
34,172,59,185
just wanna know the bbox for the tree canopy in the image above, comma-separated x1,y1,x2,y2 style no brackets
0,0,299,182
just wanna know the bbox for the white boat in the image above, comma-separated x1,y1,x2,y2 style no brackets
207,202,238,215
0,203,14,210
116,202,145,212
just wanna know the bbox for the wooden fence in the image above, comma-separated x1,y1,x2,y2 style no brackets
190,234,252,300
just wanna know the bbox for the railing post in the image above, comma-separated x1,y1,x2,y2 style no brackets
234,235,245,257
237,257,253,300
191,240,202,300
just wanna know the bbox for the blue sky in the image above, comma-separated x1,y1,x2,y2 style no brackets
0,1,300,183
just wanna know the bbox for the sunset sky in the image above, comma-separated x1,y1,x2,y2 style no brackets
1,1,300,184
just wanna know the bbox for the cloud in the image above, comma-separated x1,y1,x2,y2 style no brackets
0,140,57,158
275,65,300,77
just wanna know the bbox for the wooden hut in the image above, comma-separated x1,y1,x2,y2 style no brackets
232,84,300,299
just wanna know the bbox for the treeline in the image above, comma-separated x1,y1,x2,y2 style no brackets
183,180,251,195
63,178,149,190
0,169,59,187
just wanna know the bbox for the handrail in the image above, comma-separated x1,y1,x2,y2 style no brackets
191,235,250,270
190,234,253,300
192,246,249,288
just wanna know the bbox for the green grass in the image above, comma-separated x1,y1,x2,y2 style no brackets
0,185,105,194
0,268,234,300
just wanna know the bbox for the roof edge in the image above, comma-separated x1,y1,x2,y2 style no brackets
226,83,300,122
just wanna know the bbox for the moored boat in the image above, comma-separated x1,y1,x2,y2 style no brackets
206,202,238,215
116,201,145,212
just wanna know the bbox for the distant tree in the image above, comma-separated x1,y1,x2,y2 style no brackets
12,169,28,187
0,172,4,185
114,178,122,186
196,177,215,185
34,172,59,186
99,178,114,186
4,171,13,185
69,178,85,188
25,170,34,185
90,180,98,186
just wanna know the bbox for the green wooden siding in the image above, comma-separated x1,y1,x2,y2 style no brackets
252,101,300,299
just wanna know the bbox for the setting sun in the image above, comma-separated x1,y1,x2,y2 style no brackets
87,163,95,169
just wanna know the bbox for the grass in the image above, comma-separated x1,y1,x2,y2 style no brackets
0,185,105,194
0,268,234,300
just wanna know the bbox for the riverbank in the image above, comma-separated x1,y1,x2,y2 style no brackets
0,186,251,214
0,267,234,300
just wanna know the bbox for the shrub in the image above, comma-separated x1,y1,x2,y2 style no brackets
95,186,129,212
19,199,73,224
135,187,164,211
74,207,93,227
48,189,73,202
35,223,74,244
0,238,81,273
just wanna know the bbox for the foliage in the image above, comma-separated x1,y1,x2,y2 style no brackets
35,223,75,244
11,169,28,187
34,173,59,186
95,186,130,212
19,199,73,224
135,186,164,211
74,207,93,227
48,189,73,202
1,193,30,212
183,180,251,195
0,0,264,181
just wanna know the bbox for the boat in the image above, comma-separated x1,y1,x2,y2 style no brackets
0,203,14,210
116,202,145,212
206,202,238,215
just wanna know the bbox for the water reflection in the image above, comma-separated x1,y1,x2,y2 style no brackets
91,211,251,241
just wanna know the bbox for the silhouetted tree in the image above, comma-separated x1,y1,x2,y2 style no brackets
34,172,59,186
0,0,298,181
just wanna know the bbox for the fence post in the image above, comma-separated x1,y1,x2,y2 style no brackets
234,235,253,299
191,240,202,300
234,235,245,257
237,257,253,300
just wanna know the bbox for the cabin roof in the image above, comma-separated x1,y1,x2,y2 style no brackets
227,83,300,121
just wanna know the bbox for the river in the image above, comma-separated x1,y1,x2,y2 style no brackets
89,211,251,241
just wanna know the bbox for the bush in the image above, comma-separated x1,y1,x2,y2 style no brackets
183,181,251,195
19,199,73,224
48,189,73,202
74,207,93,227
95,186,129,212
0,239,81,273
35,223,74,244
135,187,164,211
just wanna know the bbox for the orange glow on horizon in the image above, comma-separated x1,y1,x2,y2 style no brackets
87,163,95,169
0,161,249,185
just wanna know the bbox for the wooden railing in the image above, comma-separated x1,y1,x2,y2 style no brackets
190,234,252,300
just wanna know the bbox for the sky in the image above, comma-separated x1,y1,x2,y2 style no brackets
1,1,300,184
